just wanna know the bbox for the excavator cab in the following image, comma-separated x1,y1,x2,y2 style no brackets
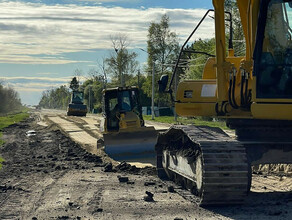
100,87,157,162
254,0,292,99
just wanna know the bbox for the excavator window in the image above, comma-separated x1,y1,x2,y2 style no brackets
256,0,292,98
119,91,132,111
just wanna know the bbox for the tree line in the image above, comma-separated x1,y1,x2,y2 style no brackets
39,1,245,111
0,82,22,114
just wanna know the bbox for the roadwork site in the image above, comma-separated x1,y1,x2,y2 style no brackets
0,110,292,220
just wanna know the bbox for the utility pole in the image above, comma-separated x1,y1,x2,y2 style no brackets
152,62,155,120
139,48,155,120
137,69,140,88
174,70,178,122
88,86,91,113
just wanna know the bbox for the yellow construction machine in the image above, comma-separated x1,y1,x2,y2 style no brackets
100,87,157,162
67,91,87,116
157,0,292,205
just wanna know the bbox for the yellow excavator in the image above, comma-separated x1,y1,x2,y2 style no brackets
100,86,157,162
157,0,292,205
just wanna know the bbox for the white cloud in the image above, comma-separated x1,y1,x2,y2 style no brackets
0,2,214,65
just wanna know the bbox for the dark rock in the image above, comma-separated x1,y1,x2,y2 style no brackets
168,186,175,193
68,202,73,206
144,195,154,202
144,181,156,186
118,176,129,183
96,208,103,212
144,191,154,202
103,162,113,172
32,217,38,220
116,161,131,171
268,210,282,216
174,218,183,220
57,216,69,220
146,191,153,197
127,181,135,185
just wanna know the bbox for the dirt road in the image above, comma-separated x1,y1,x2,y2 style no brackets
0,110,292,220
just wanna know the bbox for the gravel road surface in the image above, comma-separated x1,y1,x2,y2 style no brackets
0,110,291,220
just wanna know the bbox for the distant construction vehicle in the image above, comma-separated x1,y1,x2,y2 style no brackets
156,0,292,206
67,91,87,117
99,86,157,161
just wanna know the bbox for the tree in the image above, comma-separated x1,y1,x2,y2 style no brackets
147,14,179,75
38,86,70,109
105,34,139,87
69,77,79,91
184,38,216,80
0,83,22,114
184,1,245,80
145,14,179,107
87,58,108,89
225,0,245,56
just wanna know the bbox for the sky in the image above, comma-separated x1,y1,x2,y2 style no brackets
0,0,214,105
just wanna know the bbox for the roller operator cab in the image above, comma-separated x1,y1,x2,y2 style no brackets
67,91,87,117
100,87,157,162
156,0,292,206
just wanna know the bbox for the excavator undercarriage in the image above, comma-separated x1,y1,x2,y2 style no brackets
156,122,292,205
156,125,251,205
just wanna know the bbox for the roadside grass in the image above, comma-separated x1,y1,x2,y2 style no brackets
143,115,229,130
0,110,30,169
0,157,3,169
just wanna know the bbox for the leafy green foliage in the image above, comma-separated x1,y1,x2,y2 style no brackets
69,77,79,91
147,14,179,72
81,79,104,110
0,157,4,169
225,0,246,56
145,14,179,107
39,85,71,109
183,0,246,81
0,84,22,114
0,112,29,131
105,34,139,87
184,38,216,80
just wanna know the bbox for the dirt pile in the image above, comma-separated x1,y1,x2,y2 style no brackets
0,120,103,179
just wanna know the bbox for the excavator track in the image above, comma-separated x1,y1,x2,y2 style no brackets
156,125,250,206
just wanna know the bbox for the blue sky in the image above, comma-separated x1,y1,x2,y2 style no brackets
0,0,214,105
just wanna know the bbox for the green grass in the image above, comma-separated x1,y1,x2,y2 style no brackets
143,115,229,130
0,110,30,169
0,157,4,169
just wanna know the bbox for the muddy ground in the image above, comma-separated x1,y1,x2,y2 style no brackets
0,114,292,220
